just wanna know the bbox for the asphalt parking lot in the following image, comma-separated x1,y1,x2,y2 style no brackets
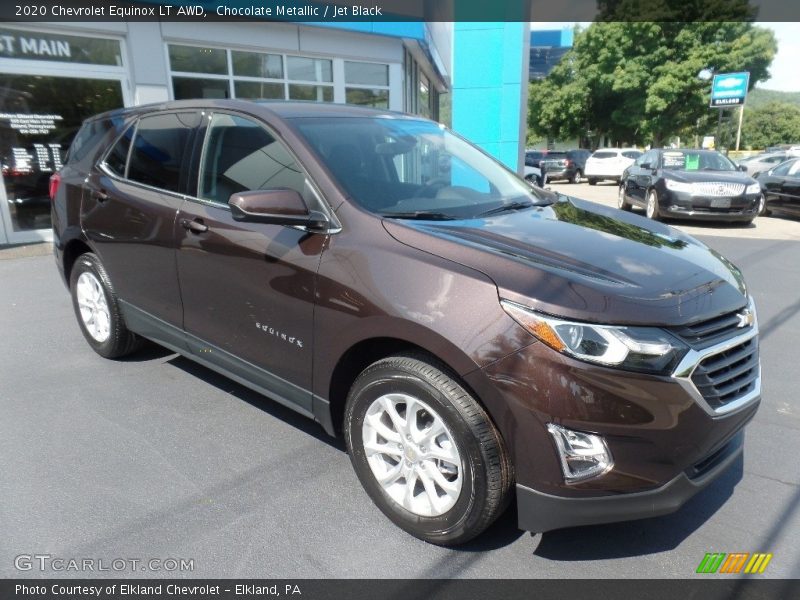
1,204,799,579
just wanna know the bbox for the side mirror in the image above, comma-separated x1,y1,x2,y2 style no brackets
639,162,651,170
229,189,329,231
738,164,748,172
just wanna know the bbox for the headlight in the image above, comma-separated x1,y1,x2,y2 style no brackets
746,183,761,195
664,178,694,193
501,300,689,374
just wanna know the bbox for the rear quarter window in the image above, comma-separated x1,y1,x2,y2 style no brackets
66,118,122,165
592,151,617,159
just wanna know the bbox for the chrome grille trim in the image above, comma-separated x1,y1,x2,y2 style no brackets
691,182,746,197
672,298,761,417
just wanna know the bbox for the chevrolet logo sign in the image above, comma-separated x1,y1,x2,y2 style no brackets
736,309,754,328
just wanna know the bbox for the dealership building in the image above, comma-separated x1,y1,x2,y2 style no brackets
0,20,529,245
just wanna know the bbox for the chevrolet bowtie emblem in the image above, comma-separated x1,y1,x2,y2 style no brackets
736,309,754,328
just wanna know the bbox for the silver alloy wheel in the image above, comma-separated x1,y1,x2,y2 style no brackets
362,393,463,517
574,171,583,184
618,185,626,208
646,190,657,219
757,194,766,216
76,272,111,343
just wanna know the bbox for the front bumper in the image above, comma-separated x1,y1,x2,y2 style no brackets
517,430,744,532
660,190,760,221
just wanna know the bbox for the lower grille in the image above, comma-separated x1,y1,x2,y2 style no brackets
690,338,759,410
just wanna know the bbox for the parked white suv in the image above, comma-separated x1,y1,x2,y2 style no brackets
585,148,642,185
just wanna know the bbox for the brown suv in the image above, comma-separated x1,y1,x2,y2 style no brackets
52,100,760,545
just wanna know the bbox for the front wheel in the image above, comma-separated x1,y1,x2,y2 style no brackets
618,184,632,211
588,178,597,186
646,189,661,220
571,170,584,184
344,355,512,545
757,193,768,216
70,252,143,359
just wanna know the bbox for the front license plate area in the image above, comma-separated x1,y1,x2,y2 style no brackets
711,198,731,208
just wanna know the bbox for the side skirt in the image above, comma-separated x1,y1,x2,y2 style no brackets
120,301,334,433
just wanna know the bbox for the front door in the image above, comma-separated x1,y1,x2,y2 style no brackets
175,112,327,413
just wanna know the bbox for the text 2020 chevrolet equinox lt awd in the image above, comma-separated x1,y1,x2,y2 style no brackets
52,101,760,545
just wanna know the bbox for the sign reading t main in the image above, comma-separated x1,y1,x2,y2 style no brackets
710,72,750,107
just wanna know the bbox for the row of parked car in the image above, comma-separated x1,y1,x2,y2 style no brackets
526,146,800,224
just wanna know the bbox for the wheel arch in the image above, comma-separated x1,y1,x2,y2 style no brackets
63,238,94,288
326,336,485,437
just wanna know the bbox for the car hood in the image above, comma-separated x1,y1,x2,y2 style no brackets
382,196,748,326
662,169,755,184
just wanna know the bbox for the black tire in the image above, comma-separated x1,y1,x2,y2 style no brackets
344,354,513,545
757,193,769,217
571,170,584,184
645,188,661,221
617,184,632,211
588,178,597,186
69,252,143,359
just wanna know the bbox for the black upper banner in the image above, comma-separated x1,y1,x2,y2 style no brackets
0,0,800,23
1,579,799,600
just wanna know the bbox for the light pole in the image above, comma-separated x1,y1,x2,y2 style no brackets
697,68,723,150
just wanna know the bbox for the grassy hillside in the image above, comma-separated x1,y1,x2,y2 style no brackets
748,87,800,108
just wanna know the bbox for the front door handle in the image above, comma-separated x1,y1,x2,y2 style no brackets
181,218,209,234
92,189,109,203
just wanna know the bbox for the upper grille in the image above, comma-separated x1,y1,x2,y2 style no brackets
690,338,759,410
672,310,750,348
691,182,746,197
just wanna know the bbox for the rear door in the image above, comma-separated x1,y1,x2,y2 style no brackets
82,111,199,332
779,160,800,215
174,111,329,413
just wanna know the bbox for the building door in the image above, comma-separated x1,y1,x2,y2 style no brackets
1,27,130,244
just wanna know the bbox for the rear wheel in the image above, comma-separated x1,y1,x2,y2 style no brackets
646,189,661,220
571,170,584,184
70,252,143,359
588,178,597,186
344,354,512,545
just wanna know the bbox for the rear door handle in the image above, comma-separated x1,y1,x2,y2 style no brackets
181,218,209,234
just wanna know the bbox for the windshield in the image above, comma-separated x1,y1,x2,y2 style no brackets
291,117,547,219
661,150,737,172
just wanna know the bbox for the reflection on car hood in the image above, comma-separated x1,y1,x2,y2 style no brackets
662,170,754,184
383,196,748,326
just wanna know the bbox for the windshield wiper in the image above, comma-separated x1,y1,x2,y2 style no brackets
477,200,544,218
381,211,457,221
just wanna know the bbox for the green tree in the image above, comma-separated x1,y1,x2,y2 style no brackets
529,22,777,148
740,102,800,149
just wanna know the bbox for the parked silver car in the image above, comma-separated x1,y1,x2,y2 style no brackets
740,152,792,178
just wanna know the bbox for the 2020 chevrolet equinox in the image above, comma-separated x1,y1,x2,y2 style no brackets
52,101,761,545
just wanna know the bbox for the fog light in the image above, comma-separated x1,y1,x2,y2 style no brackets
547,424,613,483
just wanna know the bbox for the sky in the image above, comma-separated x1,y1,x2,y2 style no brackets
530,22,799,93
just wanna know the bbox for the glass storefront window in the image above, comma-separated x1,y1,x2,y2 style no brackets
232,51,283,79
286,56,332,83
345,61,389,86
234,81,284,100
0,73,123,232
288,84,333,102
172,77,229,100
346,88,389,109
168,45,227,75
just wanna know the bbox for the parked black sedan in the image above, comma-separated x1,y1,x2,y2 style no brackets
618,148,761,224
756,157,800,217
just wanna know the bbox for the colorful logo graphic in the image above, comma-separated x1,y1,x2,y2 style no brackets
696,552,773,574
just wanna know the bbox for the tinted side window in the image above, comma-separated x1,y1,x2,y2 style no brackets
771,160,794,176
103,124,134,177
68,119,112,164
622,150,642,159
127,113,195,193
199,113,306,205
